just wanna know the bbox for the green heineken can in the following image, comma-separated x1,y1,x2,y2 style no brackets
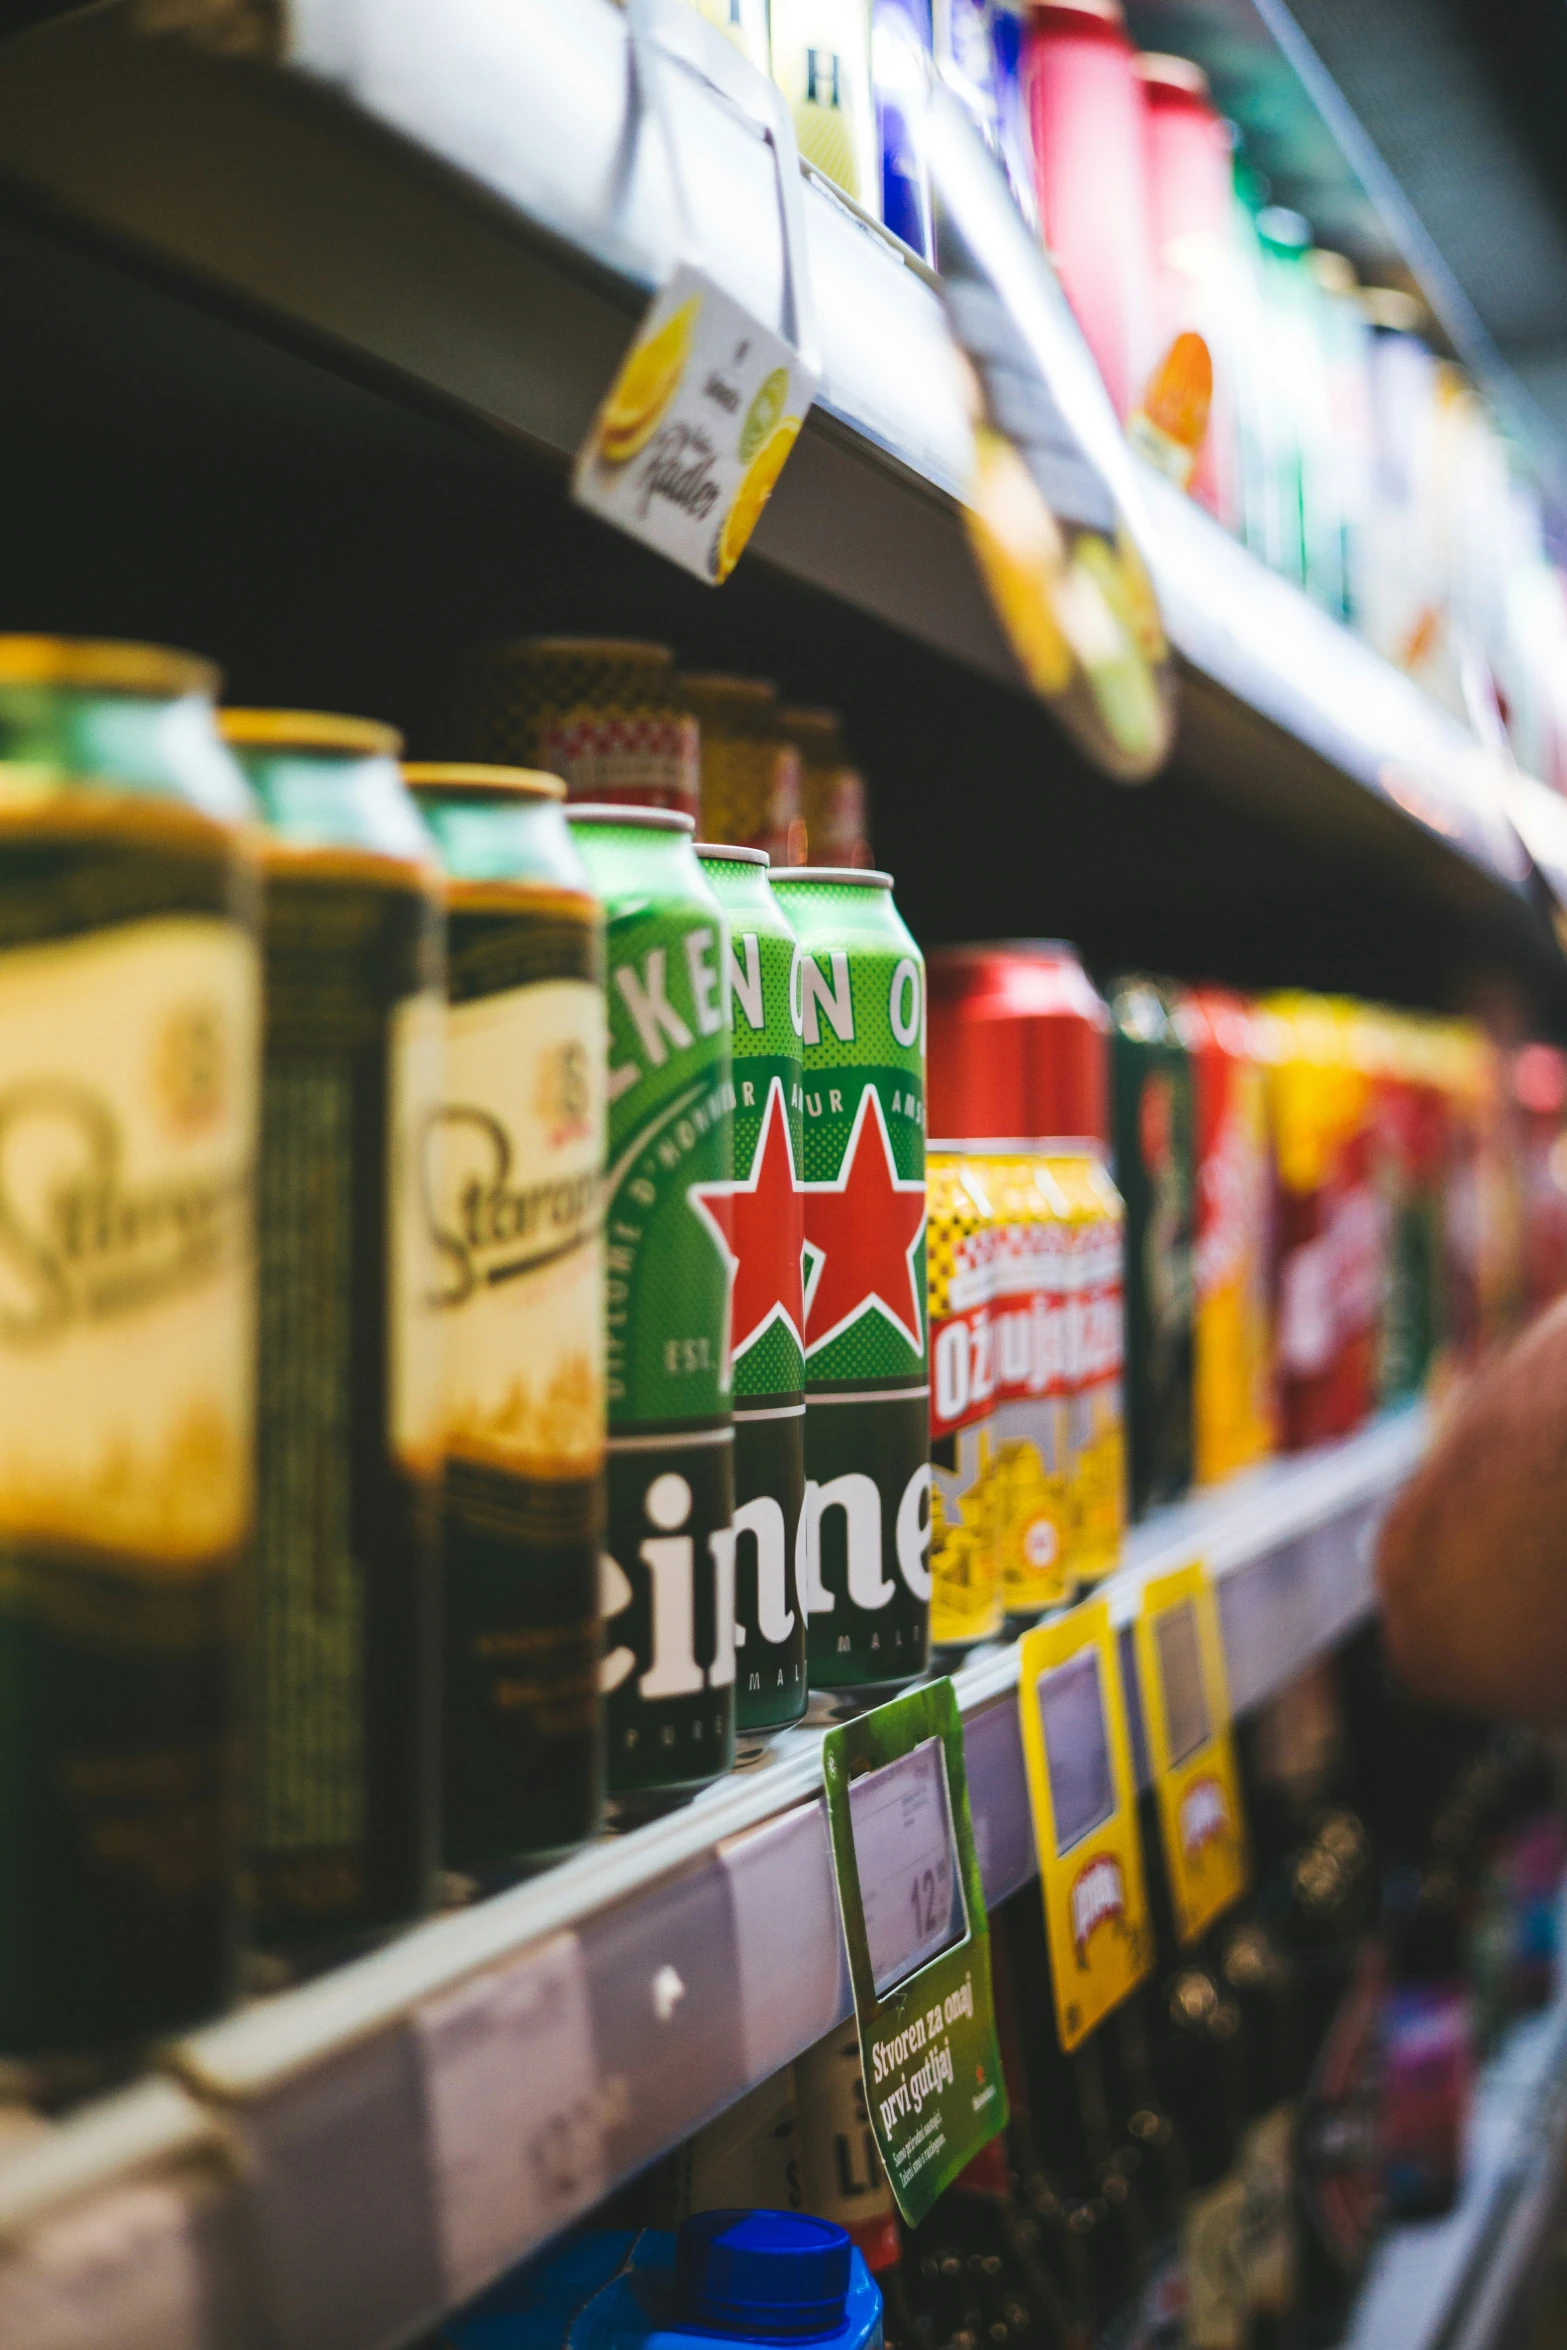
770,869,930,1692
696,846,807,1734
568,807,736,1800
222,710,445,1951
407,765,607,1877
0,638,260,2052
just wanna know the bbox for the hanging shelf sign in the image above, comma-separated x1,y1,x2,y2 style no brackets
573,0,820,585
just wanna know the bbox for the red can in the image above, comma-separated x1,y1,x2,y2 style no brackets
1183,988,1273,1483
927,938,1110,1145
1512,1043,1567,1318
1024,0,1156,422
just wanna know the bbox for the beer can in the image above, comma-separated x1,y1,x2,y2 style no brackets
406,764,607,1875
1184,987,1274,1485
777,707,873,869
928,941,1120,1602
770,0,880,216
0,639,258,2050
696,846,808,1731
926,1149,1004,1646
682,676,805,865
674,2064,803,2218
568,807,736,1798
794,2026,902,2275
458,639,700,818
1110,977,1195,1518
1053,1145,1125,1582
223,709,445,1948
986,1148,1074,1613
770,867,929,1692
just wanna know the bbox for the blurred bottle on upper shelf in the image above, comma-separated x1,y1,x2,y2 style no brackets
1135,52,1235,526
772,0,881,215
1109,978,1194,1519
775,706,873,867
1024,0,1155,423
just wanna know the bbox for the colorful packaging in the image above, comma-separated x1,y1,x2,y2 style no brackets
683,676,805,867
1184,988,1273,1485
771,0,880,215
696,846,809,1733
459,638,700,818
873,0,934,261
1111,979,1195,1518
1136,52,1237,524
777,707,873,869
409,764,607,1875
927,1150,1003,1647
1054,1146,1126,1581
1023,0,1155,422
987,1150,1073,1613
227,710,445,1948
772,867,929,1692
568,808,736,1801
1265,995,1385,1450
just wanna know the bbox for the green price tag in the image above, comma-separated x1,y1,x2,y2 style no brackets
822,1678,1008,2225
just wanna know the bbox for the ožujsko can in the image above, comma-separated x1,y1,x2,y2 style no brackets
407,765,606,1875
1184,986,1273,1485
1110,977,1194,1519
986,1148,1074,1612
0,638,259,2050
682,676,804,866
459,639,700,819
223,709,445,1948
771,867,929,1692
1052,1144,1125,1582
926,1149,1003,1647
697,844,808,1732
569,807,736,1797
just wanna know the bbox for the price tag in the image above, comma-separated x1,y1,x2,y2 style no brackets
571,0,819,585
1018,1599,1153,2048
414,1931,607,2305
849,1736,967,1997
1135,1561,1248,1945
822,1679,1007,2227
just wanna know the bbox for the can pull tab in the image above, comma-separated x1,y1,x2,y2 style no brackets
621,0,820,383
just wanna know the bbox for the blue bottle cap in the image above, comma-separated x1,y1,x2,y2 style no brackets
675,2212,854,2340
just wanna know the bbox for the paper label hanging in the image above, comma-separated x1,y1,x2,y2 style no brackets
1017,1597,1153,2049
1134,1558,1248,1944
822,1677,1007,2225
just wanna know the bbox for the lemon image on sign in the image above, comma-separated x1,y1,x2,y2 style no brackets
598,295,700,467
964,424,1074,698
715,415,800,581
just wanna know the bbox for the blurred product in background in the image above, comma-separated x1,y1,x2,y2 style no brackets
1185,988,1273,1485
1110,978,1195,1519
771,0,879,213
776,708,874,869
682,677,806,867
407,765,608,1880
223,710,445,1954
874,0,935,260
0,639,258,2051
460,640,701,820
925,1140,1004,1649
688,0,772,72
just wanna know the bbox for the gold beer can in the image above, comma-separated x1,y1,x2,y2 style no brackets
777,706,873,868
680,673,805,864
457,638,700,817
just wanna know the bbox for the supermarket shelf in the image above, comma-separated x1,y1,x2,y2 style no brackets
0,0,1554,957
1347,1944,1567,2350
0,1409,1424,2350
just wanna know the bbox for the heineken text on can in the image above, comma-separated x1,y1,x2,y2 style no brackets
570,809,736,1797
409,766,607,1874
225,711,445,1947
927,1152,1003,1647
771,869,929,1691
0,639,259,2050
698,847,808,1731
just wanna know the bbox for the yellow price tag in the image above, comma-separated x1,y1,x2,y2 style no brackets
1135,1560,1248,1946
1017,1599,1154,2050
